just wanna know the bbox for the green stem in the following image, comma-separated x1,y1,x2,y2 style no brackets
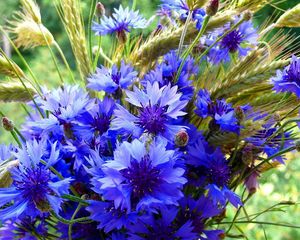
246,146,296,179
62,194,89,206
68,203,83,240
178,11,193,55
53,41,76,83
218,221,300,229
37,25,64,85
226,194,252,234
88,0,97,60
93,36,102,70
175,15,211,83
51,211,91,225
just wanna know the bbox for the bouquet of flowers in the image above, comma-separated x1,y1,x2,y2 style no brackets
0,0,300,239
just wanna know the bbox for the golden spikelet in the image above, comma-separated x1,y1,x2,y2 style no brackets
187,0,208,10
55,0,91,81
235,0,268,11
20,0,41,24
132,10,235,68
275,3,300,28
0,54,25,78
7,0,54,49
0,82,36,102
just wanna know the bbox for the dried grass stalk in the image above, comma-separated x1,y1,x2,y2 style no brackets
276,3,300,28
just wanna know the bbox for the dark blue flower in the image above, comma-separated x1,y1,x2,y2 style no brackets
160,0,205,24
73,97,115,142
92,6,147,37
111,82,188,141
27,85,91,140
88,61,137,95
0,218,48,240
187,138,242,208
128,206,198,240
195,90,240,133
88,139,186,214
0,141,72,220
87,200,138,233
177,196,224,240
271,55,300,98
246,126,293,164
208,20,258,64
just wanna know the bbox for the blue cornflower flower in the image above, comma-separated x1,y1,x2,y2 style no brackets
177,196,224,240
88,139,186,213
111,82,188,141
0,218,48,240
0,141,72,220
246,126,293,164
187,138,242,208
27,85,91,140
92,6,147,41
160,0,205,25
73,97,115,142
128,206,198,240
271,55,300,98
142,51,197,100
195,89,240,133
208,20,258,64
87,200,138,233
87,61,137,96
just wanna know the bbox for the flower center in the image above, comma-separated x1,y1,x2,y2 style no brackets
221,30,243,53
15,167,51,207
208,161,230,187
121,157,161,198
111,72,121,85
138,105,167,135
93,114,111,135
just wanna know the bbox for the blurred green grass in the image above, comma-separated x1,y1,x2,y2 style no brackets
0,0,300,239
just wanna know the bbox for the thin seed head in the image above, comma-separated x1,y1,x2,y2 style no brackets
0,54,25,78
275,3,300,28
20,0,41,24
9,16,54,49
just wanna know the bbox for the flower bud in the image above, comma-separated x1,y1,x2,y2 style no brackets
295,140,300,152
95,2,105,18
235,106,245,122
116,30,127,44
242,11,252,21
2,117,14,132
175,130,189,147
245,170,260,194
206,0,219,16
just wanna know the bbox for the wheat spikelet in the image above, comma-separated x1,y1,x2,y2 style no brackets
0,82,36,102
275,3,300,28
132,10,235,68
187,0,208,10
0,54,25,78
55,0,91,81
234,0,268,11
212,59,290,99
7,0,54,49
20,0,41,24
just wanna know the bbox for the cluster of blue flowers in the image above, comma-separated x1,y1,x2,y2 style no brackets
0,0,299,239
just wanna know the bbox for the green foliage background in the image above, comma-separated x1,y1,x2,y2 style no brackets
0,0,299,239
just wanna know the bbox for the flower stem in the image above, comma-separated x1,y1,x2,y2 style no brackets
178,11,193,55
53,41,76,83
175,15,211,83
